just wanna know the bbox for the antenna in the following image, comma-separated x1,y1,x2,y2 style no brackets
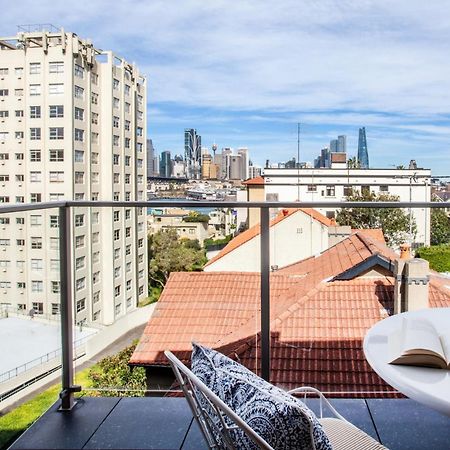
297,123,300,201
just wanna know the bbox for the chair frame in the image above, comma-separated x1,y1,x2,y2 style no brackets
165,350,382,450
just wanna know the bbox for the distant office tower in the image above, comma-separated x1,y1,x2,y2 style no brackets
314,148,331,168
229,155,242,180
159,151,172,178
184,129,201,179
0,28,147,325
357,127,369,168
147,139,157,177
221,148,232,179
337,135,347,153
237,147,249,180
330,139,338,152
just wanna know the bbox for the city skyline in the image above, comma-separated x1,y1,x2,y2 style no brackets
2,1,450,175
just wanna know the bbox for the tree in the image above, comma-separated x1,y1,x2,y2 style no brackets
148,229,206,290
88,341,146,397
347,157,360,168
183,211,210,223
430,208,450,245
336,190,416,247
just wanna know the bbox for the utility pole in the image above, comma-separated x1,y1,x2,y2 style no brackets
297,123,300,201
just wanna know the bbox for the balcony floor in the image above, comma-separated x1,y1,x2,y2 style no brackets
10,396,450,450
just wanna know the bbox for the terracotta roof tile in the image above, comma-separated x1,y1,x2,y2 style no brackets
243,176,264,185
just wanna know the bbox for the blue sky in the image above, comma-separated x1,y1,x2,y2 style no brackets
4,1,450,174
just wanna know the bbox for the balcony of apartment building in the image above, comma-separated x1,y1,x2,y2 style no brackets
0,200,449,450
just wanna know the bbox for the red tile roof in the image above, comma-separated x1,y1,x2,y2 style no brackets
131,232,450,395
243,176,264,185
205,208,332,267
352,228,385,243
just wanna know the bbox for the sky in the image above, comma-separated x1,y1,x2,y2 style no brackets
3,1,450,175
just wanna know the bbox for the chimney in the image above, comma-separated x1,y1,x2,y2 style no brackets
394,258,429,313
399,243,411,260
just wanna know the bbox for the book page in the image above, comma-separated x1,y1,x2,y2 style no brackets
399,318,445,359
439,333,450,366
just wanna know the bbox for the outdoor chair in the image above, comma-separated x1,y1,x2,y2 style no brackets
165,348,387,450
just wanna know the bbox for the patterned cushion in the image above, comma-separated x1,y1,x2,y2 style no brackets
191,343,333,450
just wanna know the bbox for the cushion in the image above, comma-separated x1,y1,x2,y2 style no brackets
191,343,332,450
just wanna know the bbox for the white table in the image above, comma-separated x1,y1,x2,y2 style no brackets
363,308,450,417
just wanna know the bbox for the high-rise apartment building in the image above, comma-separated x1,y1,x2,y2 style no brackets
0,29,147,325
184,128,201,179
357,127,369,168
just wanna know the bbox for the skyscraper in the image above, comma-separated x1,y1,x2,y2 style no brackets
0,28,148,325
357,127,369,169
184,128,201,179
159,151,172,178
330,139,338,152
147,139,158,177
337,135,347,153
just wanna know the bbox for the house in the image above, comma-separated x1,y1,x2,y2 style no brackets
205,208,332,272
130,232,450,395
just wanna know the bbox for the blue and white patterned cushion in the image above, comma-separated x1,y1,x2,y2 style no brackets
191,343,333,450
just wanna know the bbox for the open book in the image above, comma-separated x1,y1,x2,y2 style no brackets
389,318,450,369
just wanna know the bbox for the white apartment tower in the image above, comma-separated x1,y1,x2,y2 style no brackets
0,28,147,325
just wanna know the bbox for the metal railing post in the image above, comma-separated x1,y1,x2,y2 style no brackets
260,207,270,381
59,205,80,410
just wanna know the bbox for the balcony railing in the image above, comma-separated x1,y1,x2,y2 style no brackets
0,199,443,411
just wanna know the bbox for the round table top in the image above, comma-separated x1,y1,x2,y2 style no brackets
363,307,450,417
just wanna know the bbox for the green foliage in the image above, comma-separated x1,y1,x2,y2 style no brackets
183,211,210,223
347,157,360,168
182,238,202,250
148,230,207,289
88,342,146,397
430,209,450,245
204,234,233,248
336,189,416,247
415,245,450,272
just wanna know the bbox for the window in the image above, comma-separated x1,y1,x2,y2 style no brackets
49,171,64,182
30,127,41,140
16,152,24,160
113,173,120,184
125,227,131,237
139,269,144,279
307,185,317,192
92,173,99,183
15,89,23,96
126,261,132,273
52,303,60,315
75,256,85,269
125,120,130,131
115,304,121,316
91,73,98,84
325,186,335,197
0,239,10,246
91,92,99,104
138,238,144,248
137,95,143,106
31,281,43,292
74,107,84,121
75,235,85,248
75,277,85,291
91,132,99,144
74,64,83,78
91,153,99,164
16,217,25,224
125,209,131,220
114,286,121,297
75,214,84,227
15,131,24,139
15,109,24,117
76,298,86,312
15,196,24,203
50,215,59,228
113,135,119,146
114,229,120,240
17,282,26,289
125,102,131,113
137,143,143,152
74,128,84,142
361,186,370,196
75,171,84,184
91,112,99,125
114,192,120,201
137,127,143,137
0,68,8,75
0,153,9,160
93,271,100,284
30,193,42,203
125,156,131,166
138,222,144,232
113,154,119,165
50,259,59,270
124,84,130,95
74,85,84,99
137,110,143,121
92,212,99,224
138,285,144,295
92,251,100,263
126,244,131,256
30,171,41,182
137,159,143,168
0,174,9,182
137,174,144,184
380,185,389,192
74,193,84,200
0,281,11,288
30,149,41,162
15,174,24,181
49,193,64,201
114,210,120,222
31,237,43,250
138,253,144,263
114,248,120,260
31,259,43,271
49,61,64,73
113,97,119,109
0,217,10,224
30,215,42,225
114,267,121,278
0,110,8,118
343,185,353,196
0,132,8,140
50,237,59,250
113,78,120,90
32,302,43,314
74,150,84,162
125,137,130,148
49,83,64,95
29,63,41,74
92,231,99,243
49,105,64,118
30,106,41,118
49,149,64,162
49,127,64,140
0,196,9,203
29,84,41,96
15,67,23,76
0,89,8,96
51,281,60,293
0,260,10,268
125,174,130,184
